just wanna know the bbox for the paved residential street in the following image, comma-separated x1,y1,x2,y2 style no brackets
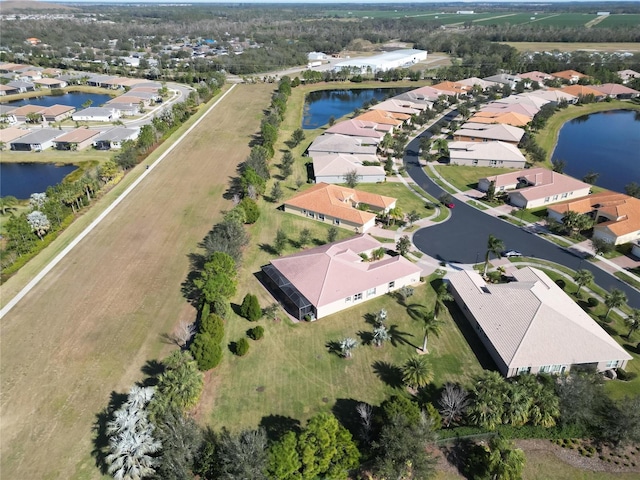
403,135,640,310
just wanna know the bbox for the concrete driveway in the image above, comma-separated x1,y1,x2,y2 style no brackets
402,134,640,309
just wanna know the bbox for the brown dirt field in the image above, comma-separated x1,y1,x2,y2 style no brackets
0,83,276,480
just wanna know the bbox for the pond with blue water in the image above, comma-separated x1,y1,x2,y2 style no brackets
302,87,411,130
6,92,113,109
552,109,640,194
0,163,78,199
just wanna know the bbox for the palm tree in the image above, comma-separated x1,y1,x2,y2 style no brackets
573,269,594,297
408,305,443,353
484,234,505,276
625,309,640,338
0,195,18,216
373,325,390,347
434,283,453,320
388,206,403,226
604,288,627,320
486,435,526,480
339,337,357,358
401,355,433,390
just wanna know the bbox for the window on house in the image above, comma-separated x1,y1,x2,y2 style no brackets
388,281,395,289
539,365,551,373
345,296,351,303
499,186,505,191
367,287,376,297
553,195,558,201
334,219,340,225
308,211,315,218
319,214,325,221
561,193,568,199
606,360,619,368
517,366,532,375
472,159,479,165
354,293,362,301
490,160,497,166
544,197,550,203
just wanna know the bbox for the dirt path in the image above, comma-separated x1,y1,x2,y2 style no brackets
0,83,276,480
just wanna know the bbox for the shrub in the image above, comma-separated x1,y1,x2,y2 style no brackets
240,293,262,321
239,198,260,224
248,326,264,340
587,297,599,308
210,295,231,319
555,279,566,290
617,369,638,381
190,333,223,370
200,313,225,344
234,337,250,356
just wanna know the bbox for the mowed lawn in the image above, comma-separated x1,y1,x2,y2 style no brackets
0,83,277,480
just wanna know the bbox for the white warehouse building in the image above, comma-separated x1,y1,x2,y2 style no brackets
333,49,427,73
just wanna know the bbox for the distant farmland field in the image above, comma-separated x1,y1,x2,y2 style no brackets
504,42,640,53
595,14,640,28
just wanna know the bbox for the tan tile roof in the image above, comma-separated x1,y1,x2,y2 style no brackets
11,105,46,115
552,70,588,81
548,191,640,237
326,120,386,139
54,128,101,143
41,104,75,116
0,84,18,92
355,109,404,126
431,81,470,95
470,111,531,127
592,83,640,96
270,234,421,309
482,167,590,201
449,267,631,370
284,183,396,227
0,126,30,143
517,71,553,83
456,123,525,143
33,78,63,85
556,85,604,98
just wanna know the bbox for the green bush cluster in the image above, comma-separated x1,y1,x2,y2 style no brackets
587,297,599,308
240,293,262,321
234,337,250,356
248,326,264,340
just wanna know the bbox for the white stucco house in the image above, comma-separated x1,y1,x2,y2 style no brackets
312,152,386,184
448,141,527,169
449,267,632,378
72,107,120,122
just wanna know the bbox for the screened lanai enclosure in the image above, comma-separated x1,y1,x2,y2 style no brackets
261,264,315,321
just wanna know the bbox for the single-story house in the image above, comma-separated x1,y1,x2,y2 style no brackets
0,105,18,124
41,104,75,122
7,80,36,93
517,71,554,86
0,84,19,96
18,70,42,82
0,63,28,73
552,69,588,84
0,126,31,144
262,234,422,320
354,109,409,127
480,102,540,118
454,122,525,146
283,182,396,233
86,75,117,88
592,83,640,99
94,127,139,149
312,152,386,184
547,191,640,246
106,102,140,116
618,69,640,85
521,89,577,105
431,81,470,96
307,134,378,156
493,94,549,109
53,128,102,151
108,94,152,106
556,85,606,100
9,128,64,151
469,111,532,127
483,73,525,89
72,107,120,122
11,104,46,122
41,68,62,77
449,267,632,378
325,120,388,140
370,98,427,115
129,87,161,101
33,78,68,89
455,77,500,91
478,167,591,209
394,88,439,106
448,141,527,169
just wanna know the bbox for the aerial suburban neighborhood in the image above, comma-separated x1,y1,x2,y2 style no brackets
1,2,640,480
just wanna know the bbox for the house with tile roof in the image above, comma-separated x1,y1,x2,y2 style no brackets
557,85,606,100
307,134,378,156
454,122,525,145
517,71,554,86
430,81,470,96
0,84,19,96
521,89,577,105
617,69,640,84
551,70,589,84
370,98,427,115
9,128,64,152
480,102,539,118
41,104,75,122
33,78,67,89
448,141,527,169
0,126,30,144
469,111,532,127
283,183,396,233
494,94,549,109
53,128,102,151
354,109,409,127
592,83,640,99
483,73,525,89
455,77,499,91
325,119,389,140
11,104,46,122
311,152,386,184
478,168,591,209
547,191,640,245
449,267,632,378
262,234,421,320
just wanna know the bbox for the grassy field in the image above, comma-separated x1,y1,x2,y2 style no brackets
432,164,514,192
534,101,640,165
596,14,640,28
0,83,277,480
505,42,640,53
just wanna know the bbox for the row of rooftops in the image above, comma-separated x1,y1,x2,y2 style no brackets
0,126,139,145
